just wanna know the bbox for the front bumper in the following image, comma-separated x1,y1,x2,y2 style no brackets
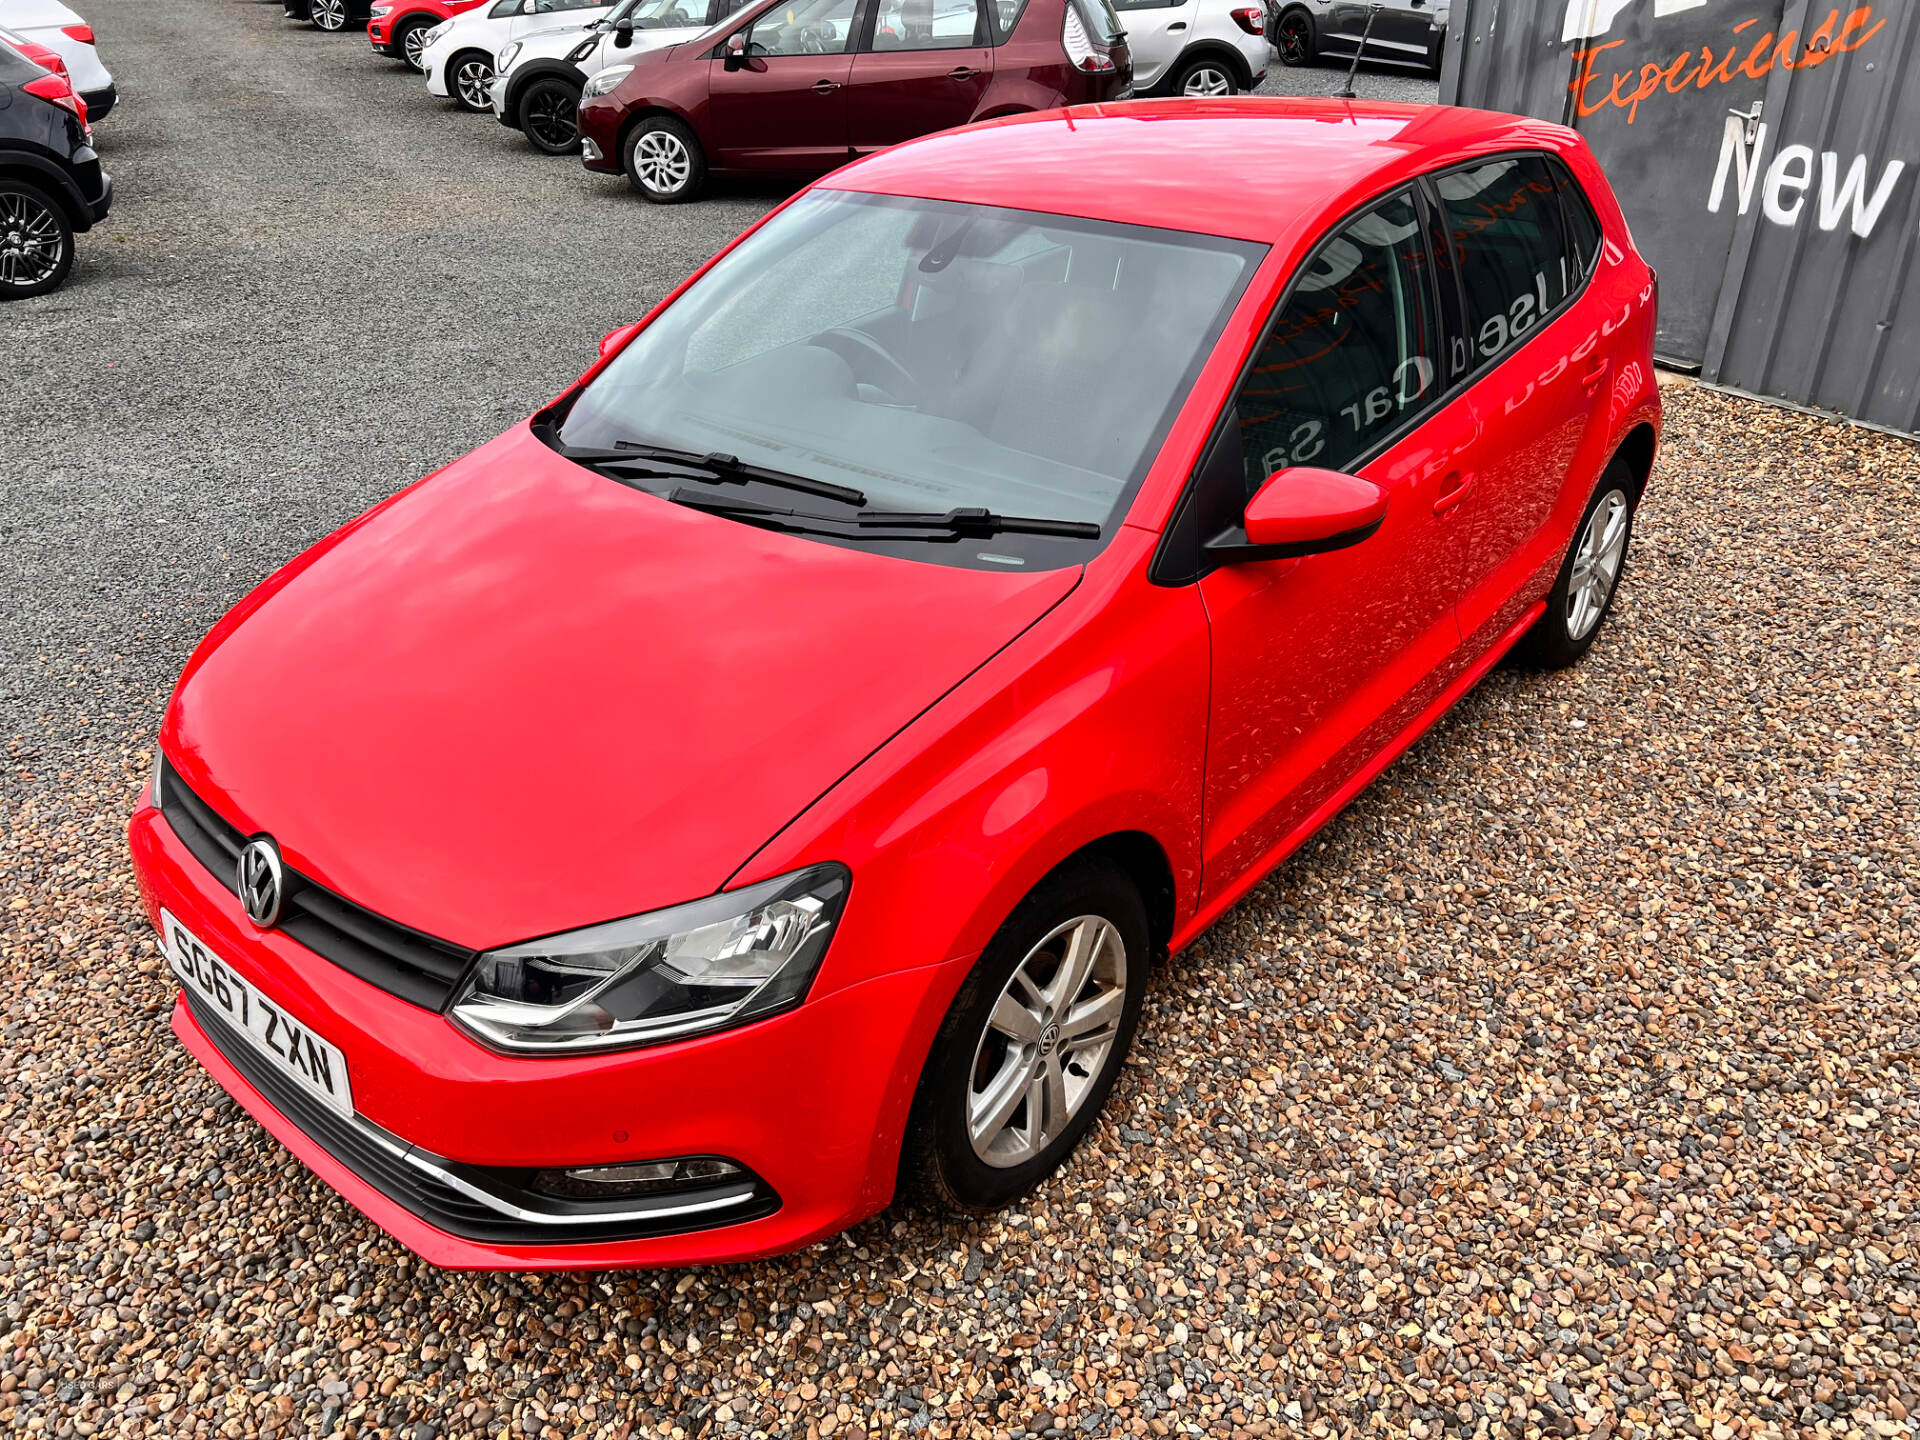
130,799,967,1269
576,91,625,172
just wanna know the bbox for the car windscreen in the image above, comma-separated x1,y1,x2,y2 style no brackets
554,190,1264,570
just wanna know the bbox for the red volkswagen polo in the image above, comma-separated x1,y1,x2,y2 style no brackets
131,100,1659,1270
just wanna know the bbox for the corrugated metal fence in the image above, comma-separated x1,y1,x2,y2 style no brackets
1440,0,1918,435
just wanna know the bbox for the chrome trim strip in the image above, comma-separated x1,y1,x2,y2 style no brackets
396,1150,759,1227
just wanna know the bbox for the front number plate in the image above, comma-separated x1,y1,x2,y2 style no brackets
163,909,356,1119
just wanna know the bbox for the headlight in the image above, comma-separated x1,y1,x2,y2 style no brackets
496,39,522,68
369,3,391,13
422,19,453,41
450,864,850,1054
581,63,632,96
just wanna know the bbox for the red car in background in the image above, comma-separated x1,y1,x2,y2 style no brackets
367,0,488,68
577,0,1131,202
131,101,1659,1269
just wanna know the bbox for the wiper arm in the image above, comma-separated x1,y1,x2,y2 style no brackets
666,491,1101,544
553,441,868,508
855,507,1101,540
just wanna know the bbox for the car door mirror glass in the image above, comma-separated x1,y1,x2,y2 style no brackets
1211,467,1387,562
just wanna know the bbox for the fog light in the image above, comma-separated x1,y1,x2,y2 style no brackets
581,136,603,162
530,1156,744,1199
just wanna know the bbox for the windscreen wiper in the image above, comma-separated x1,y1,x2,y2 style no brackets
553,442,868,507
855,507,1101,540
666,490,1100,543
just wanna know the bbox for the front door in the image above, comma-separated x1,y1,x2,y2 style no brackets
1323,0,1435,66
1106,0,1190,91
708,0,862,170
846,0,991,153
1197,189,1468,902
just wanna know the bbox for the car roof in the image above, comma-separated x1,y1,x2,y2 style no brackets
822,99,1585,247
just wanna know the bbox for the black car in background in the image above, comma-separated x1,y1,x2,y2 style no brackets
0,35,111,299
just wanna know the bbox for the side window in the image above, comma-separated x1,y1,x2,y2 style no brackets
488,0,525,17
871,0,987,49
747,0,861,54
1436,155,1577,371
1111,0,1184,8
1548,158,1604,281
1235,189,1442,491
991,0,1030,40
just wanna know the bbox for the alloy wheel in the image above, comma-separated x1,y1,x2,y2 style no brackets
312,0,347,31
1277,14,1309,63
632,129,692,195
1182,64,1233,96
454,58,495,109
0,190,65,291
1566,487,1630,640
402,23,429,68
524,86,579,150
966,915,1128,1168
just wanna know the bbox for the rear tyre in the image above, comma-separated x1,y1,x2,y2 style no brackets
449,50,496,111
623,116,707,203
518,77,583,154
1512,461,1637,670
1275,7,1315,65
0,180,74,301
1172,55,1238,95
395,17,433,69
905,857,1148,1213
310,0,350,31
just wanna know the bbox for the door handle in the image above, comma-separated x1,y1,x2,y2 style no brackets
947,65,979,79
1167,20,1186,28
812,78,841,93
1580,356,1610,391
1432,469,1475,516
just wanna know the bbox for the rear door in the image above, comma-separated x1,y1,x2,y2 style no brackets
1323,0,1432,65
845,0,991,153
1427,153,1615,651
708,0,861,169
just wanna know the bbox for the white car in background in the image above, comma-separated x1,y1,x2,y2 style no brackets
422,0,611,112
0,0,113,118
489,0,735,154
1114,0,1268,96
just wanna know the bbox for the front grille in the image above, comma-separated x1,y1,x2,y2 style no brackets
156,757,474,1010
183,991,781,1246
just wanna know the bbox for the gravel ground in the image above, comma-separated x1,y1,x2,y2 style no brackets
3,6,1918,1440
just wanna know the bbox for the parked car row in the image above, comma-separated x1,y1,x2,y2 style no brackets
0,0,113,298
283,0,1277,202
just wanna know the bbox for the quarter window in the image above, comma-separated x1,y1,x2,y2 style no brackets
871,0,987,48
1436,156,1581,371
991,0,1030,38
1235,189,1443,490
1549,159,1604,280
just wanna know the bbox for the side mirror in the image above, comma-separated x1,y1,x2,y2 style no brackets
613,16,634,45
723,29,748,65
599,321,644,358
1206,466,1387,563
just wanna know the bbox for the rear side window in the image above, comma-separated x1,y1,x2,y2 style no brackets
991,0,1031,38
1435,155,1581,372
1549,159,1605,279
1234,189,1444,488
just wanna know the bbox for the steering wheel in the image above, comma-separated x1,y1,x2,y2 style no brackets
800,24,828,51
816,327,922,408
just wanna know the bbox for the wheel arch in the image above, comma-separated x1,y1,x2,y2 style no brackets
0,155,91,231
505,58,585,119
614,102,701,167
1170,40,1257,92
1612,420,1657,500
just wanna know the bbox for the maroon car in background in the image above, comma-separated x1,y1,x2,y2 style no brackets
576,0,1131,201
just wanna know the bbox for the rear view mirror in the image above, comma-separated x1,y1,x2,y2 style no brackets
1206,466,1388,563
723,29,748,64
613,16,635,45
599,321,644,358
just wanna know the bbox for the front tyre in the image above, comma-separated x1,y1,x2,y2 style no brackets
310,0,350,31
395,17,433,69
1513,462,1637,669
0,181,74,300
518,77,584,153
906,858,1148,1213
449,51,496,110
623,116,707,203
1274,7,1315,65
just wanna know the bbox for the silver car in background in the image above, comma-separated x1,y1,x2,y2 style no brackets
1115,0,1269,96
